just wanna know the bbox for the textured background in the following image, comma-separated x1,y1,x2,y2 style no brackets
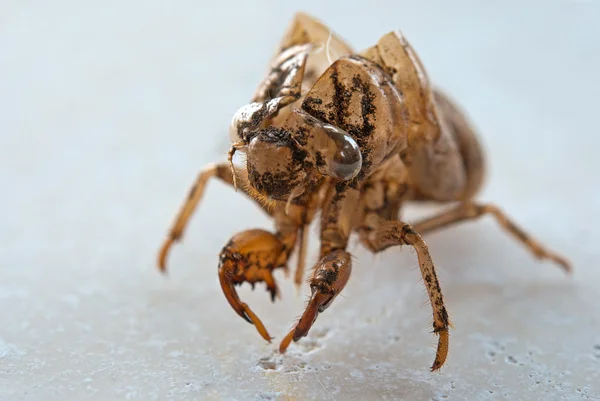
1,1,599,400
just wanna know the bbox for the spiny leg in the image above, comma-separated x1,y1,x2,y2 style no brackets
280,249,352,352
157,163,312,341
365,220,450,372
280,187,360,352
158,162,275,273
412,202,571,273
218,228,297,342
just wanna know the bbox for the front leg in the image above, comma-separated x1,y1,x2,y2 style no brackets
279,187,360,352
219,228,297,342
279,249,352,352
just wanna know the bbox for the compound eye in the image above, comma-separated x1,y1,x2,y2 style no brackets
229,101,279,143
323,124,362,180
229,104,249,143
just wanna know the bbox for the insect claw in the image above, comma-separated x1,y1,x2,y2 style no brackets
279,327,295,353
279,289,331,353
552,255,572,275
240,310,252,324
279,250,352,353
218,229,288,342
219,266,273,342
430,329,449,372
158,237,175,274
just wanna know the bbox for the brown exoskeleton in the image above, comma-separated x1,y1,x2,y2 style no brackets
157,12,571,371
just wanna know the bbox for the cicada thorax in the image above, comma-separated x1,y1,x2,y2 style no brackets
294,55,408,184
360,31,484,201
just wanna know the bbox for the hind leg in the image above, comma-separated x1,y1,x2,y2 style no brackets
413,202,571,273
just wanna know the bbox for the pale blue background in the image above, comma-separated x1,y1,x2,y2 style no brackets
1,1,599,400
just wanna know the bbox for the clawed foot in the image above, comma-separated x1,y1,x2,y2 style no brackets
279,250,352,353
158,237,176,274
218,229,288,342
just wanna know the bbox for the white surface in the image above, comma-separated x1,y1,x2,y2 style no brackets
1,1,599,400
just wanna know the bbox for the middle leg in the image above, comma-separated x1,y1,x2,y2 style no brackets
412,202,571,273
158,162,276,273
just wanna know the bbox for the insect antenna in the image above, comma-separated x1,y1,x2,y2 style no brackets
227,141,244,191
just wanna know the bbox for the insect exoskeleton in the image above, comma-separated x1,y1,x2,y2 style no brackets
158,12,571,373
